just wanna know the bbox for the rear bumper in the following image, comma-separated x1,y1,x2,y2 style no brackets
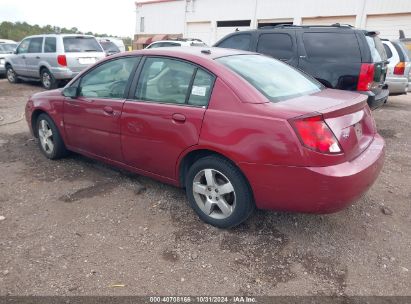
359,89,389,110
385,76,409,95
239,135,385,213
49,67,79,80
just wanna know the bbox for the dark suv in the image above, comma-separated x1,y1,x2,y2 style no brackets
214,24,389,109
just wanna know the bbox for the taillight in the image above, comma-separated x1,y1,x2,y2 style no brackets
357,63,375,91
291,114,342,154
394,62,405,75
57,55,67,67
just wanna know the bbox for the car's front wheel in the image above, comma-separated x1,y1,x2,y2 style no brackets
185,155,255,228
36,114,68,159
6,66,20,84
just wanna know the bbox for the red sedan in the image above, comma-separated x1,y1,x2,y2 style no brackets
25,47,385,228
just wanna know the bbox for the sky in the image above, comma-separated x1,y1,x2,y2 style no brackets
0,0,137,37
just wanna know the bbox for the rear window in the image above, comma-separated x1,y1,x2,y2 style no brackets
63,37,103,53
393,41,410,62
257,33,294,60
100,41,120,52
366,36,387,62
216,54,323,102
217,34,251,51
303,32,361,62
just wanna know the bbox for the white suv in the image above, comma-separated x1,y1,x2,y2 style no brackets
5,34,105,89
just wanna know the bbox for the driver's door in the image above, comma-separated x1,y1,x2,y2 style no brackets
63,56,140,161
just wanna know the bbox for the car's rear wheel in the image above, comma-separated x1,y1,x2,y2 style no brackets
41,68,58,90
6,66,20,84
36,114,68,159
185,155,255,228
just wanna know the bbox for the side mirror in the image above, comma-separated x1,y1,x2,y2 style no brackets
62,87,78,98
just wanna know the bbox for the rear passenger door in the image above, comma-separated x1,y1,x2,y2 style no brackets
121,56,215,180
256,31,298,67
297,31,362,90
25,37,44,78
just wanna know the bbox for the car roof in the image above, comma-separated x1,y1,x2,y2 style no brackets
23,34,96,39
125,46,255,60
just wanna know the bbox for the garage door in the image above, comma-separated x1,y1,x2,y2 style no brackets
186,22,212,46
302,16,356,27
366,14,411,40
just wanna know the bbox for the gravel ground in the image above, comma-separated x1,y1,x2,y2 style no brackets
0,79,410,296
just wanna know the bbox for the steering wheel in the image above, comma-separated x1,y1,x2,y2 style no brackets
109,80,127,97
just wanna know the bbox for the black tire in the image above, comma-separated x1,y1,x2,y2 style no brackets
185,155,255,228
36,113,68,159
6,66,20,84
40,68,58,90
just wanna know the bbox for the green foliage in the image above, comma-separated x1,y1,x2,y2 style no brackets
0,21,131,46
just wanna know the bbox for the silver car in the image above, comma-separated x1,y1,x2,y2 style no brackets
5,34,105,89
382,39,411,95
0,40,18,77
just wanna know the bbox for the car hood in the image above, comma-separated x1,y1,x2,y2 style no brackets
31,89,63,99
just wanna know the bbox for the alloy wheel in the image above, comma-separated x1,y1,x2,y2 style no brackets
7,69,15,82
192,168,236,219
42,72,51,89
38,119,54,154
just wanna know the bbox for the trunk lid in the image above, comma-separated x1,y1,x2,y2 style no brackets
282,89,377,161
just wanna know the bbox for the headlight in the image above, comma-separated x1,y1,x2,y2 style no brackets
0,58,5,65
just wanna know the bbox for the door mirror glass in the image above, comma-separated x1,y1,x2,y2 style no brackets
63,87,78,98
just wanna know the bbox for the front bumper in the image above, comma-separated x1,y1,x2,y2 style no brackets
0,65,5,76
239,135,385,213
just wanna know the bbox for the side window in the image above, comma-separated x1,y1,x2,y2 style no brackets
383,44,393,58
257,33,294,60
217,34,251,51
28,37,43,53
17,39,30,54
188,69,215,106
135,57,196,104
79,57,138,99
44,37,57,53
303,33,361,62
161,42,180,47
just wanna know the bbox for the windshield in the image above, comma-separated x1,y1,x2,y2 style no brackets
63,37,103,53
216,54,323,102
100,41,120,53
0,43,17,53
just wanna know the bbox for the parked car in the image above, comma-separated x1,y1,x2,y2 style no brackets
99,37,126,52
98,38,121,56
5,34,105,89
214,24,389,109
0,40,18,77
25,47,385,228
146,38,207,49
382,39,411,95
